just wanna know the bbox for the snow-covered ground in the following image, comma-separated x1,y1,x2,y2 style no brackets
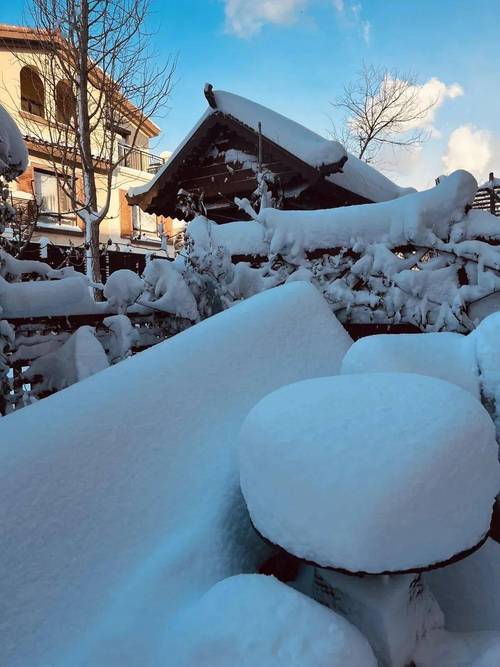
0,283,351,667
1,280,500,666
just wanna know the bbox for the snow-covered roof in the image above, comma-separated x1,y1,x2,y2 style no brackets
128,87,415,204
0,103,28,180
239,372,500,573
328,150,415,202
212,89,415,203
212,90,347,170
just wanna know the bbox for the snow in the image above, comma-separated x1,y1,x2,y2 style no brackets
469,312,500,434
450,209,500,243
341,331,480,398
212,90,347,169
182,170,474,262
327,150,416,203
141,258,200,320
102,314,138,363
0,248,83,280
315,569,444,667
0,282,352,667
425,538,500,634
478,176,500,190
163,574,377,667
178,170,491,332
186,216,267,257
257,170,476,256
0,102,28,179
415,628,500,666
0,275,105,318
213,89,415,202
239,372,500,573
24,325,109,393
103,269,144,313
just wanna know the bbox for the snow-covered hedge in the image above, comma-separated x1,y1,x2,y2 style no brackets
181,170,500,333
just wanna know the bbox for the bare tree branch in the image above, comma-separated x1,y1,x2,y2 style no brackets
330,63,438,164
6,0,176,285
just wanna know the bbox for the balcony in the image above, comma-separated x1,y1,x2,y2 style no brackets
117,144,165,174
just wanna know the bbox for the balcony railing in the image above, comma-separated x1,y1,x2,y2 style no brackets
117,144,165,174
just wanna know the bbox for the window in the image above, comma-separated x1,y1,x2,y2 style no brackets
55,80,76,125
133,205,159,237
34,169,76,225
20,66,45,118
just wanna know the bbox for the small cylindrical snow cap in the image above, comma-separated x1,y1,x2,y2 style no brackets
239,373,500,573
163,574,377,667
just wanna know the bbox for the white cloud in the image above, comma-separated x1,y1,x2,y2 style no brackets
224,0,308,38
361,20,371,45
403,77,464,136
333,1,371,44
442,125,497,179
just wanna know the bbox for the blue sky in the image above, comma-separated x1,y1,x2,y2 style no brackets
2,0,500,188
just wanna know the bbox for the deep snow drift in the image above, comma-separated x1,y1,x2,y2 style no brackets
239,373,500,572
0,283,352,667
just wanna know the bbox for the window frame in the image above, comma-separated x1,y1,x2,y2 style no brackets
20,66,45,119
33,168,77,227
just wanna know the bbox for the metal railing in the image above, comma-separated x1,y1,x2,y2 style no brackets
117,144,165,174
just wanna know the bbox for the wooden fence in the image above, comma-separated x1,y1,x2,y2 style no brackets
472,171,500,216
2,311,191,415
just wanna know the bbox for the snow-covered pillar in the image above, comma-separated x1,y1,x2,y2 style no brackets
239,373,500,667
313,570,443,667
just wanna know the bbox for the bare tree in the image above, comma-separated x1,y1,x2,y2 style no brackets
12,0,175,285
330,63,437,164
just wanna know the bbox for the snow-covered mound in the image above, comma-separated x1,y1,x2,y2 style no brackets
0,103,28,179
164,574,377,667
341,331,479,398
0,283,352,667
239,373,500,573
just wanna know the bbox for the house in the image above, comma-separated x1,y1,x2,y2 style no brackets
0,23,180,278
128,84,415,224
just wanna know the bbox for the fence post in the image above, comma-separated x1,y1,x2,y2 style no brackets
490,171,496,215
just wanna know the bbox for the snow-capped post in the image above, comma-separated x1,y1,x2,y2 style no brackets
258,121,263,171
239,373,500,666
39,236,49,259
489,171,496,215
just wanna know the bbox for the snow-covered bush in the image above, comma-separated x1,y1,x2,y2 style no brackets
180,170,500,333
102,314,139,363
24,325,109,397
103,269,144,314
141,258,200,321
